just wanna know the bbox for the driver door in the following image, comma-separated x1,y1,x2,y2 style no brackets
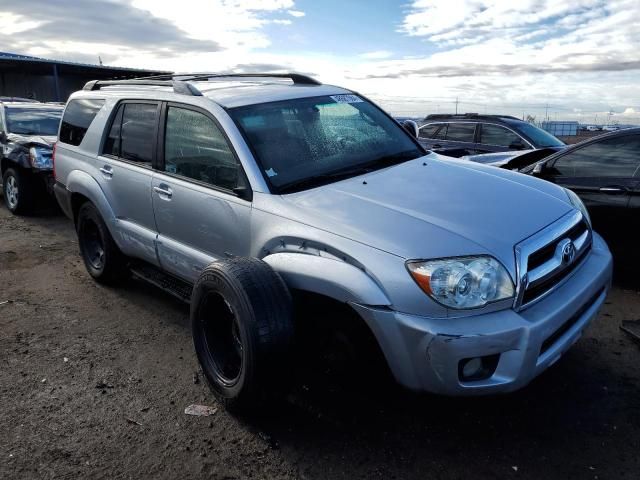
541,133,640,256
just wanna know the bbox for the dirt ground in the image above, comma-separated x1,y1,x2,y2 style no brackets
2,199,640,480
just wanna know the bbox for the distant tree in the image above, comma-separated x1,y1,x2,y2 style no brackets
525,114,536,124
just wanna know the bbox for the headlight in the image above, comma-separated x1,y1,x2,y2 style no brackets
29,146,53,170
565,188,591,227
407,256,514,309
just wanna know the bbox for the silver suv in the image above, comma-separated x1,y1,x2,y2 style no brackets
53,74,612,410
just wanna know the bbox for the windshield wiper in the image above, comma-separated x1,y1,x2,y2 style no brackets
277,150,422,194
278,167,372,194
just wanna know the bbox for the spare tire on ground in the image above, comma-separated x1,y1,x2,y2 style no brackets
190,257,294,411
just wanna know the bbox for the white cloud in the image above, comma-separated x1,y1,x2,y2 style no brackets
130,0,299,49
0,12,43,34
287,10,305,17
360,50,393,60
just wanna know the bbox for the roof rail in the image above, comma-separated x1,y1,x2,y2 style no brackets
134,72,322,86
82,79,203,96
0,96,40,103
424,113,521,121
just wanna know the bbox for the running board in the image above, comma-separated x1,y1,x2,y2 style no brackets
130,262,193,304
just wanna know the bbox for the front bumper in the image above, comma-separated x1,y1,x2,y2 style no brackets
352,233,613,395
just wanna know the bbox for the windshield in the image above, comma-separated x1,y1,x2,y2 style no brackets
229,95,424,193
516,122,565,147
5,107,62,136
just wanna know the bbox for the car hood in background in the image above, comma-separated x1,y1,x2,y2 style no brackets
6,133,56,148
460,146,565,170
276,154,572,276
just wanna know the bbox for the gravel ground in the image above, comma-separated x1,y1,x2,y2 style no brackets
1,198,640,480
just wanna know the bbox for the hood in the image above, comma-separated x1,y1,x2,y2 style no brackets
276,153,572,276
6,133,56,148
461,150,535,167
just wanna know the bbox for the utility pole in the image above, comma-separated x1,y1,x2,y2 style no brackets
455,97,459,115
545,103,549,122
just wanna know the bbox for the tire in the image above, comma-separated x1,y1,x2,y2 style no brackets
2,167,34,215
76,202,128,284
191,258,294,411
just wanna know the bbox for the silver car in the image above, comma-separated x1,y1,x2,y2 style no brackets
53,74,612,410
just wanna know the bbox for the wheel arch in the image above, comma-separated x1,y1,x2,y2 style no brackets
262,252,391,307
66,170,117,231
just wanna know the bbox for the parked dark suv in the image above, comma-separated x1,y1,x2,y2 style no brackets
417,114,566,158
0,100,63,214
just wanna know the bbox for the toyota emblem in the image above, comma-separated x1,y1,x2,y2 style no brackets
561,241,576,265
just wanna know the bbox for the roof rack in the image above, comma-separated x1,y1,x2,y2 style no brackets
425,113,521,121
133,72,322,86
0,96,40,103
83,79,203,96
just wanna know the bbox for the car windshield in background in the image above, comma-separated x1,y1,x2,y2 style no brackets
517,122,565,148
229,95,424,193
5,107,62,136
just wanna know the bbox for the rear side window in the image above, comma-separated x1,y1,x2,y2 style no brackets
445,123,476,142
59,99,104,146
480,124,523,147
103,102,158,165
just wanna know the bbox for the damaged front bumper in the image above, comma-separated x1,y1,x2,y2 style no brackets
351,233,612,395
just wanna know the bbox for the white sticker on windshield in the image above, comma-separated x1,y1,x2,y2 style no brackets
330,94,363,104
265,168,278,177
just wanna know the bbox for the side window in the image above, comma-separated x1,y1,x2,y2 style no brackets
418,123,441,140
480,124,522,147
445,123,476,142
552,134,640,178
59,99,105,146
164,106,241,190
433,123,448,140
103,103,157,165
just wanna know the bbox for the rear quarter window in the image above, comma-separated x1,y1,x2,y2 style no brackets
59,99,105,146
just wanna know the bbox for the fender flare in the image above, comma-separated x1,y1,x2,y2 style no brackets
262,252,391,306
66,169,117,230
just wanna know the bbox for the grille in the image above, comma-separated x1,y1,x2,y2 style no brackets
515,211,592,311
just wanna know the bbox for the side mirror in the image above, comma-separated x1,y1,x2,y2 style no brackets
532,161,547,176
401,120,419,138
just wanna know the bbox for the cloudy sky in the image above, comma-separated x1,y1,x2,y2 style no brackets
1,0,639,123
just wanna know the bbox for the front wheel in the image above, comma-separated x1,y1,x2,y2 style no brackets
77,202,128,284
191,258,294,412
2,167,34,215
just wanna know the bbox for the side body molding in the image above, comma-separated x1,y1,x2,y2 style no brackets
263,252,391,306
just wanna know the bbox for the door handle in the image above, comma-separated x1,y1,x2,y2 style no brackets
153,186,173,198
432,144,442,149
99,166,113,178
599,186,626,194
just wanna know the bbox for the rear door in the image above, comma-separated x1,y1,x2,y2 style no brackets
542,133,640,256
151,103,252,283
477,123,531,154
97,100,160,266
440,122,478,156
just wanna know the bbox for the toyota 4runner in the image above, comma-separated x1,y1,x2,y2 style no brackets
53,74,612,410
